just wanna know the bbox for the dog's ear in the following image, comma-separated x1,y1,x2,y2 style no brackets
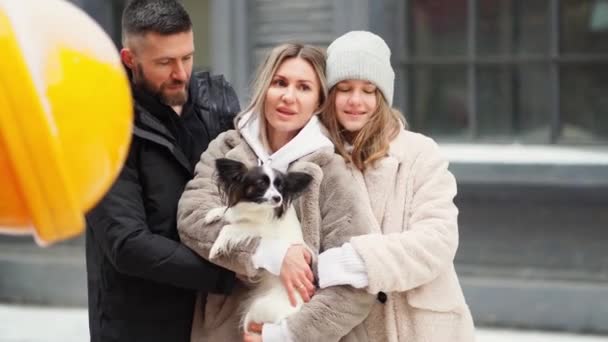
284,172,313,198
215,158,248,185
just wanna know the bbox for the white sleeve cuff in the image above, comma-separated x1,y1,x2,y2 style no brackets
262,320,293,342
251,239,291,276
318,242,369,289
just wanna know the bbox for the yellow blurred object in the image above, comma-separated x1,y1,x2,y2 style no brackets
0,0,132,245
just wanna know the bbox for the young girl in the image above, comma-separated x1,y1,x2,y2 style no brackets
317,31,476,341
177,43,375,341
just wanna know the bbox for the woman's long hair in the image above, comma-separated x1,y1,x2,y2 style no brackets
320,88,405,171
235,43,328,150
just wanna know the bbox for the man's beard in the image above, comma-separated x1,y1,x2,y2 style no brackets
134,65,189,107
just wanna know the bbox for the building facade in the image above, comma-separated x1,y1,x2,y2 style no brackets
1,0,607,334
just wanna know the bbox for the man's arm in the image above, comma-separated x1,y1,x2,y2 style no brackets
204,73,241,133
86,142,235,293
217,76,241,130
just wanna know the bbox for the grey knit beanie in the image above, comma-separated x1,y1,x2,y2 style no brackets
326,31,395,105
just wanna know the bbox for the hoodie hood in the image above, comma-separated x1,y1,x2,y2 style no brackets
238,111,334,172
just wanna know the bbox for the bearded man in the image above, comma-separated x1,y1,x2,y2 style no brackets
85,1,240,341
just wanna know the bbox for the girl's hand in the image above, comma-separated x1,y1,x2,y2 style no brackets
280,245,316,306
243,332,262,342
243,322,264,342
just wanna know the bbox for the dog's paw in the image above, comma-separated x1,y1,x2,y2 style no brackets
208,243,223,259
204,207,227,224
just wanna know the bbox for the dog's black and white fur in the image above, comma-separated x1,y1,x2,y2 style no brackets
205,158,313,332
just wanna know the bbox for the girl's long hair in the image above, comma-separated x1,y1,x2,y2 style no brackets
320,89,405,171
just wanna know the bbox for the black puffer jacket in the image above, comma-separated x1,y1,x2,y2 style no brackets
86,71,240,342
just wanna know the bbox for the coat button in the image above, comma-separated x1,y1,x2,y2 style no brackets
377,292,387,304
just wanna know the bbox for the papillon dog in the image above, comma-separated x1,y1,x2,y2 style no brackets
204,158,313,332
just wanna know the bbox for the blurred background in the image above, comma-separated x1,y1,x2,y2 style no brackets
1,0,607,340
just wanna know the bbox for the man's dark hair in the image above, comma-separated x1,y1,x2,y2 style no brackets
122,0,192,42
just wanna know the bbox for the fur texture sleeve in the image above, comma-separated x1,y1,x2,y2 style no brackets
350,136,459,294
177,131,262,278
286,158,376,342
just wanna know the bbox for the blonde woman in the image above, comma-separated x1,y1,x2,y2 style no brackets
177,43,375,341
317,31,476,341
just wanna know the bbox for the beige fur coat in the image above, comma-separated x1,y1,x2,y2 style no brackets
347,129,476,341
177,130,376,342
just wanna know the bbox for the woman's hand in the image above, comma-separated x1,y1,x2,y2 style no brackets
281,244,315,306
243,322,264,342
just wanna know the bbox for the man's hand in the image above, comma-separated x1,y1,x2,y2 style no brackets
280,245,315,306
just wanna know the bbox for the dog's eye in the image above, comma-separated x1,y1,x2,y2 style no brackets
245,185,256,196
274,178,283,189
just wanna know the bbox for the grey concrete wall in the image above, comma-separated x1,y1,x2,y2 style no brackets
182,0,212,70
2,168,607,334
454,163,608,334
0,236,86,306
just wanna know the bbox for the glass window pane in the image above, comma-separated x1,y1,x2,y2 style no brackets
478,0,550,56
560,64,608,143
477,67,514,137
477,66,552,142
518,65,553,142
394,65,408,117
561,0,608,54
409,67,469,138
410,0,468,57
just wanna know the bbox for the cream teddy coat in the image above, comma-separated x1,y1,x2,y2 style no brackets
346,129,475,341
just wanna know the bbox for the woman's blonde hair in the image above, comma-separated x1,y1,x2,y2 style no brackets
235,43,328,149
320,88,405,171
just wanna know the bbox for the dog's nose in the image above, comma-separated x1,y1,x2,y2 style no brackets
272,195,281,204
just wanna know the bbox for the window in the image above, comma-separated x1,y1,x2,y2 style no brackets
398,0,608,144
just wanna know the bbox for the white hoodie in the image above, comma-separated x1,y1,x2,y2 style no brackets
238,111,334,342
239,110,334,275
237,111,334,172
